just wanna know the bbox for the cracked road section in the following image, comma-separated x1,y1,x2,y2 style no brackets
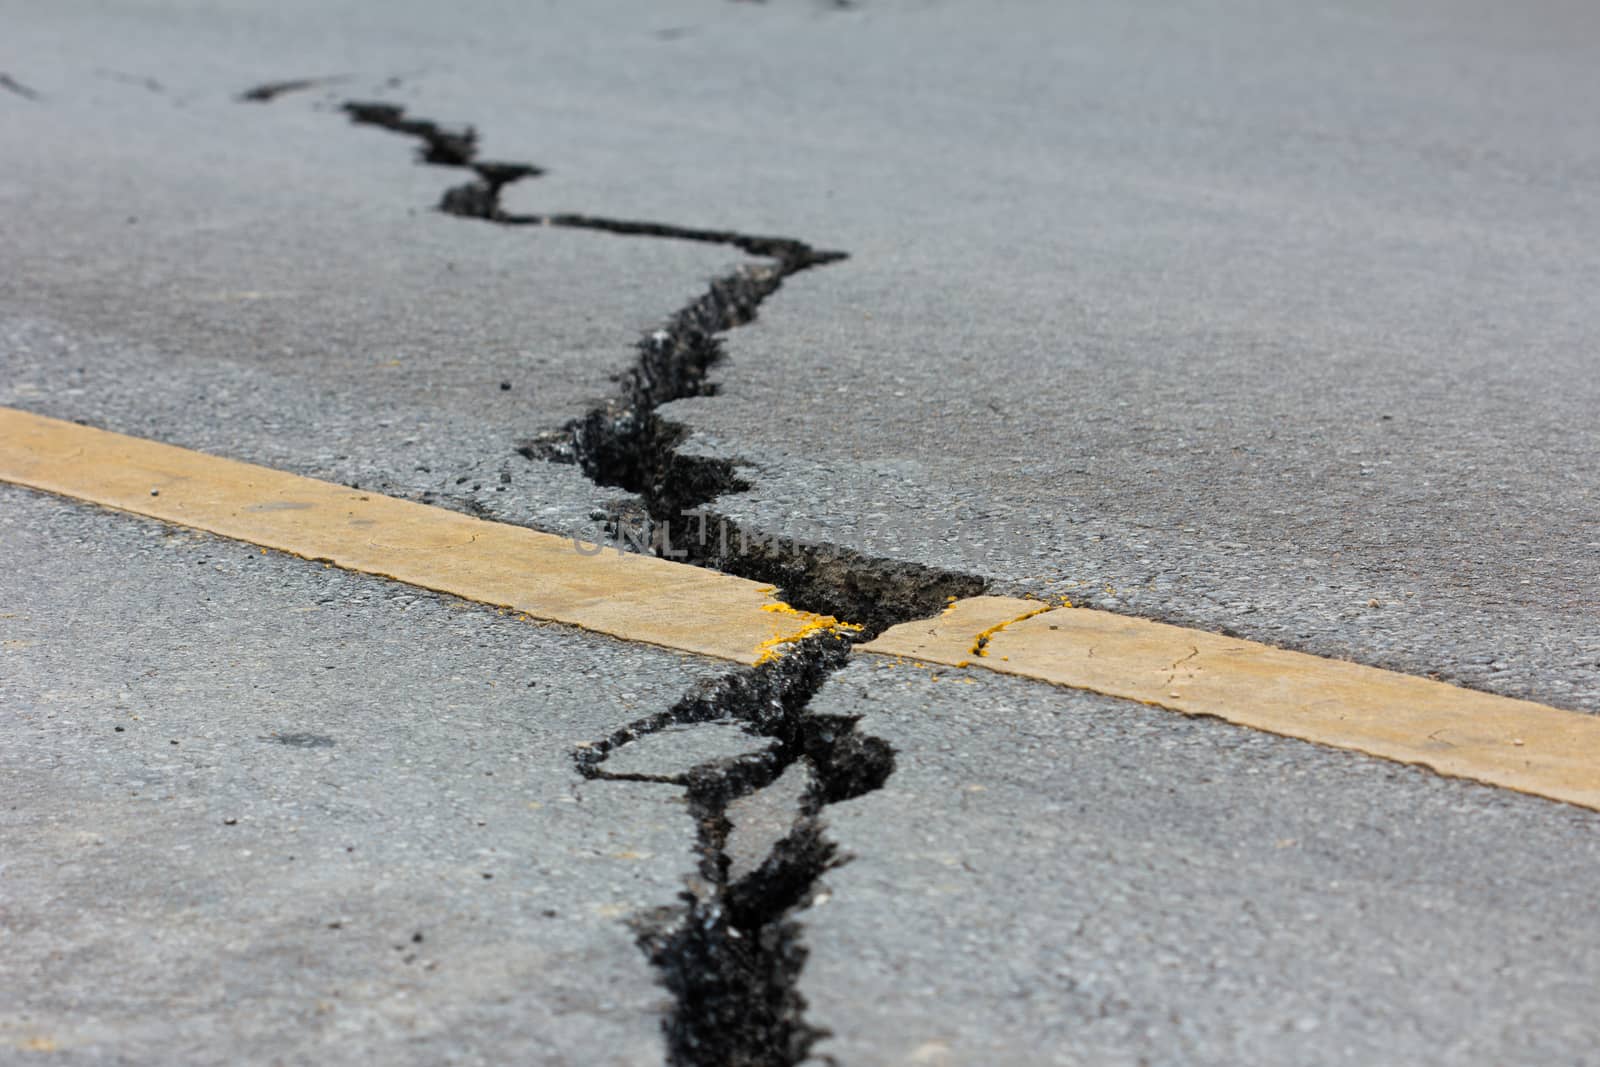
6,2,1600,1064
0,407,853,665
16,405,1594,813
10,406,1600,1065
576,636,887,1067
319,96,986,634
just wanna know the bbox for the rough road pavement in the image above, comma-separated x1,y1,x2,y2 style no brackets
4,1,1599,1064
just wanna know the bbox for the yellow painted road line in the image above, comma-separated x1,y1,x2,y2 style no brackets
8,406,1597,810
0,407,850,664
884,595,1058,666
863,597,1600,811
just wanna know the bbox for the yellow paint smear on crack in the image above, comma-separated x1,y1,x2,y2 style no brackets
865,598,1600,812
0,407,847,665
754,602,861,664
969,603,1053,658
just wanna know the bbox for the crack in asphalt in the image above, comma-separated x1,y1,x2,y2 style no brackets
575,634,888,1067
250,93,975,1065
244,87,1168,1067
331,99,985,635
342,100,545,181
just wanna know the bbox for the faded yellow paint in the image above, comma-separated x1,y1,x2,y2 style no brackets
866,600,1600,811
969,603,1052,658
858,596,1044,667
0,408,849,664
12,405,1600,811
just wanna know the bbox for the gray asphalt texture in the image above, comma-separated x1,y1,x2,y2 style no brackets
1,486,726,1065
4,0,1600,1064
801,659,1600,1066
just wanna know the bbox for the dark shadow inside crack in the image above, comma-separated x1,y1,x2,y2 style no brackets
245,90,983,1063
325,98,988,633
577,635,890,1067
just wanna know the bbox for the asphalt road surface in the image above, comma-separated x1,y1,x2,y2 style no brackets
4,2,1599,1065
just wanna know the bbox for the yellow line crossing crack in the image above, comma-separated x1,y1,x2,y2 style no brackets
8,406,1600,811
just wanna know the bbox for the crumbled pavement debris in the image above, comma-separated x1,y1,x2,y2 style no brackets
578,635,890,1067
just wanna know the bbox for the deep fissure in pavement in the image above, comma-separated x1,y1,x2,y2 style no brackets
286,96,972,1064
576,635,889,1067
520,253,985,636
333,99,985,634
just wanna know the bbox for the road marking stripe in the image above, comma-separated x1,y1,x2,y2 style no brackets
863,596,1600,811
0,407,849,665
8,407,1595,810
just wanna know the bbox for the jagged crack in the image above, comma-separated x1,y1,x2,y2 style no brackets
266,94,980,1064
311,97,987,627
517,251,984,634
343,100,546,181
578,636,888,1067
